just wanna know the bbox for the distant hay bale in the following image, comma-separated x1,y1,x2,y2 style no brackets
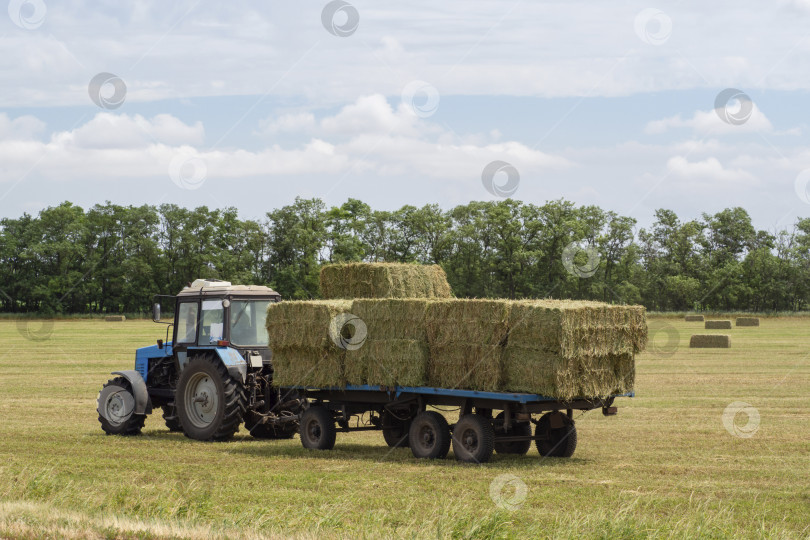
705,320,732,330
104,315,125,322
736,317,760,327
266,300,353,387
689,334,731,348
319,262,452,299
685,315,704,322
426,299,511,391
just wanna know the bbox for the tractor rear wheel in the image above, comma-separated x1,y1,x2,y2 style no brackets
176,355,246,441
97,376,146,436
162,404,182,432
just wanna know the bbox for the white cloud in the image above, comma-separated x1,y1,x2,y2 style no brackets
645,105,775,135
0,114,46,140
62,113,204,149
665,156,758,185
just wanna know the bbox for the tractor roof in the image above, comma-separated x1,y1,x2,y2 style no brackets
177,279,280,298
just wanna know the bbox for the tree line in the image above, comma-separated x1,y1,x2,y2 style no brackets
1,198,808,314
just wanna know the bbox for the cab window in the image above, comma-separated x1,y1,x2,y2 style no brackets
176,302,198,343
198,300,224,345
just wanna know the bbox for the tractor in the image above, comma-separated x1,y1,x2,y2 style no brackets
96,279,302,440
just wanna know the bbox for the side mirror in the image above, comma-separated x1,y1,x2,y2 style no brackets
152,303,161,323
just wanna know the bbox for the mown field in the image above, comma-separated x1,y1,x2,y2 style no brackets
0,317,808,539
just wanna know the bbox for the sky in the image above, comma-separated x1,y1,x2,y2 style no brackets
2,1,810,231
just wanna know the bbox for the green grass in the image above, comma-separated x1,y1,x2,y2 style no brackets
0,318,808,539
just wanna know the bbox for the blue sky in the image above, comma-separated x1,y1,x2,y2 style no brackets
2,1,810,230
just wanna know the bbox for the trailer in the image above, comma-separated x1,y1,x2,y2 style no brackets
288,384,631,463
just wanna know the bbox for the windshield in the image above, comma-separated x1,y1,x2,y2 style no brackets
229,300,271,347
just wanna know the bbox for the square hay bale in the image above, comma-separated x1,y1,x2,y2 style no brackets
319,262,452,299
736,317,760,327
104,315,126,322
705,320,732,330
685,315,704,322
428,344,503,391
266,300,353,387
352,298,429,341
689,334,731,348
502,300,646,399
355,339,429,387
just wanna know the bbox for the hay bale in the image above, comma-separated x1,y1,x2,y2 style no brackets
349,299,430,387
319,262,452,299
685,315,704,322
705,320,732,330
736,317,760,327
104,315,125,322
266,300,353,387
689,334,731,348
425,299,511,390
503,300,645,399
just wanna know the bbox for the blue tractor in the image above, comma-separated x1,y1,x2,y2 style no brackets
96,279,302,441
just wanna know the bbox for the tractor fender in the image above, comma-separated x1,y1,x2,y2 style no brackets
214,348,248,384
112,370,152,415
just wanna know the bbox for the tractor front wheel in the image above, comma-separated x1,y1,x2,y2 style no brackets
176,356,246,441
97,377,146,436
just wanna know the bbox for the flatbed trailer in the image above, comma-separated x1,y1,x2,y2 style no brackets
284,384,632,463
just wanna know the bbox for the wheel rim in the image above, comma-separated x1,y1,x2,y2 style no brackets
460,428,479,452
306,419,322,443
417,424,436,450
103,385,134,426
184,372,219,428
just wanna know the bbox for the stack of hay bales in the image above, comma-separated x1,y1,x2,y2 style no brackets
503,301,647,399
267,263,648,399
425,299,511,391
350,299,430,387
320,262,452,299
266,300,352,387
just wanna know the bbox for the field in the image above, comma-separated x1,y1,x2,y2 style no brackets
0,317,808,539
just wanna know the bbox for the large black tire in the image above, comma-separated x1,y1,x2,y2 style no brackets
408,411,451,459
535,412,577,458
97,377,146,436
176,356,246,441
381,410,411,448
452,413,495,463
300,406,336,450
493,412,532,455
162,404,182,432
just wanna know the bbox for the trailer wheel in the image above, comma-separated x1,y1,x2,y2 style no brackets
97,377,147,436
176,355,246,441
381,410,411,448
408,411,450,459
536,412,577,458
452,413,495,463
493,412,532,455
300,406,336,450
161,404,182,432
